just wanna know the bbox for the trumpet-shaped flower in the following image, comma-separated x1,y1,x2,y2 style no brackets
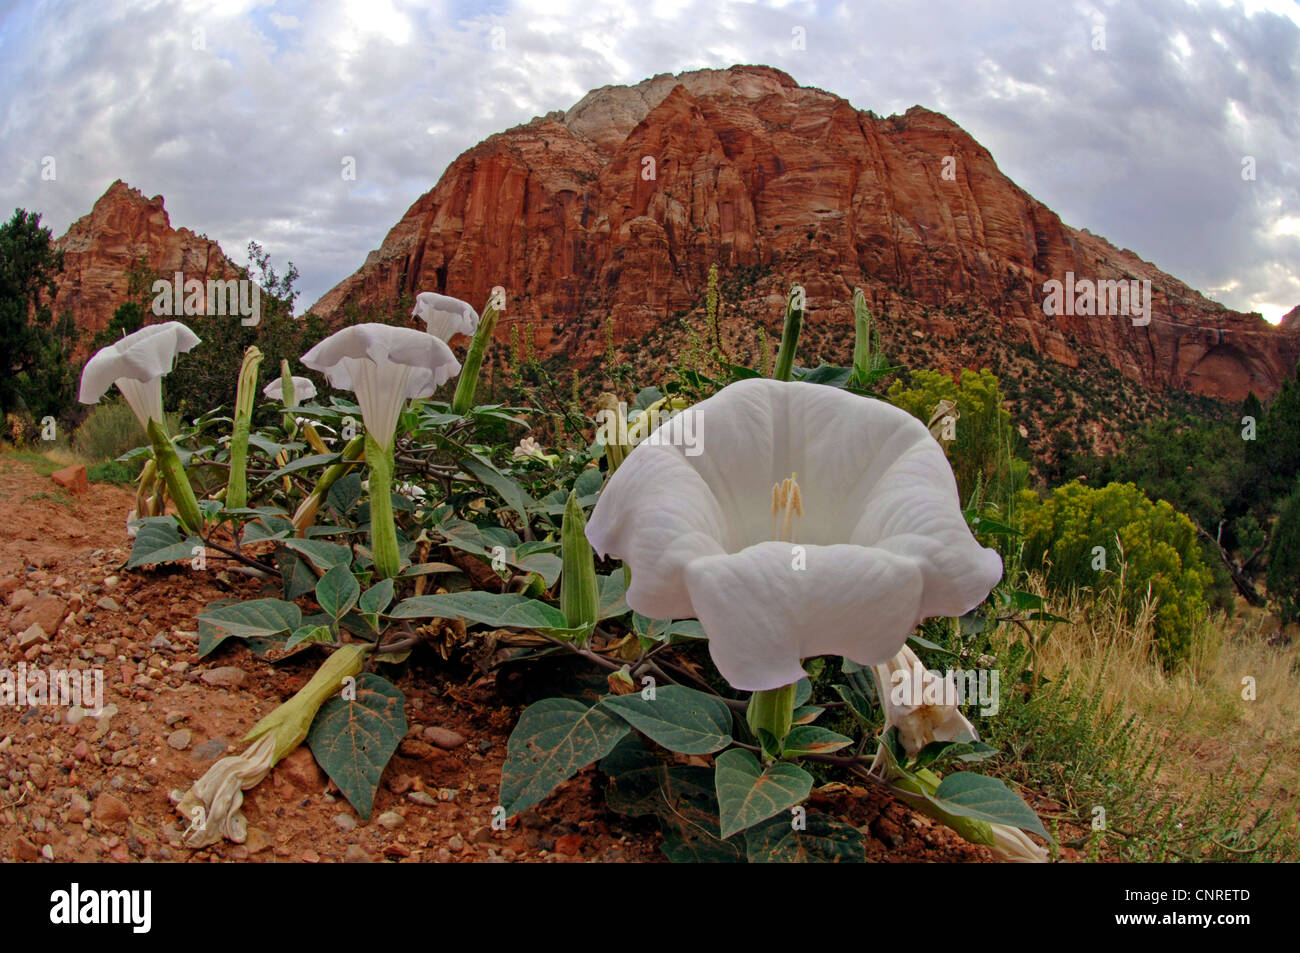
873,644,978,758
585,378,1002,691
79,322,204,532
989,823,1050,862
301,324,460,577
412,291,480,343
78,321,200,427
301,324,460,445
263,375,317,406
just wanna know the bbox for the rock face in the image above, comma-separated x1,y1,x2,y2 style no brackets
53,180,240,347
310,65,1300,402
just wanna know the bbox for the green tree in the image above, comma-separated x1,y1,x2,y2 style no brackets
0,208,77,418
1266,479,1300,624
1016,481,1213,664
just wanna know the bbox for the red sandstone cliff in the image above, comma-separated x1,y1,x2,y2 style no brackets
309,65,1300,402
52,180,240,348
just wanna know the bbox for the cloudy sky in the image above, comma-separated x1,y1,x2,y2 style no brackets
1,0,1297,320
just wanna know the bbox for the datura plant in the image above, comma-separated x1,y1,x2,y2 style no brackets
412,290,480,343
79,321,204,533
301,323,461,577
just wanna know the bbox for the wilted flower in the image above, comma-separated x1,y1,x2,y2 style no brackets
989,823,1050,863
263,376,317,406
872,644,978,758
585,378,1002,691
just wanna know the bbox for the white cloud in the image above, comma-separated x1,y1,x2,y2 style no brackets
0,0,1294,325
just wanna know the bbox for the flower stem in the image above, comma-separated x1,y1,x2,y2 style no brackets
365,433,401,578
145,417,203,534
747,681,797,760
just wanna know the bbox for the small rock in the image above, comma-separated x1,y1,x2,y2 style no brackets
95,596,120,613
344,844,373,863
447,834,465,851
51,465,88,494
244,827,272,854
164,710,188,727
103,575,119,589
555,833,584,856
200,666,246,688
300,849,321,863
397,739,442,761
8,588,34,609
68,794,91,822
422,727,466,750
375,811,404,831
166,729,192,751
407,791,436,807
17,624,48,650
149,634,175,652
334,813,357,833
13,837,40,862
278,747,325,790
191,738,228,761
92,793,130,825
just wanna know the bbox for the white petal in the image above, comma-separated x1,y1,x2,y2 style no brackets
262,375,317,403
412,291,480,342
175,732,276,847
300,324,460,441
683,542,926,691
989,824,1049,863
585,378,1002,690
79,321,200,405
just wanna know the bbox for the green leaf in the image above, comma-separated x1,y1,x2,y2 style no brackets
127,518,204,568
631,614,707,642
781,725,854,757
714,748,814,839
258,451,341,484
926,772,1050,839
460,455,535,528
277,548,318,600
743,812,867,863
316,565,360,619
196,598,302,658
914,739,999,768
391,591,568,630
597,571,628,620
306,673,406,821
358,578,394,615
285,625,335,650
602,686,733,755
792,677,812,708
326,472,362,518
281,538,353,570
499,698,630,817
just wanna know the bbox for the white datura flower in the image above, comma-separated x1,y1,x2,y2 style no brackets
513,436,557,462
78,321,200,426
585,378,1002,692
263,375,317,406
412,291,480,343
989,823,1050,863
873,644,978,758
300,323,461,447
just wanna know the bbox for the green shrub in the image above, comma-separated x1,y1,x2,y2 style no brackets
73,399,149,462
87,459,140,485
1015,481,1213,664
1266,480,1300,624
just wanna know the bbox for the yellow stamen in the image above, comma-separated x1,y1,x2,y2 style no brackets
770,472,803,543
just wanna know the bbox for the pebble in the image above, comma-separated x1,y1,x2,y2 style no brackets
92,793,130,824
344,844,372,863
17,624,49,649
447,834,464,851
191,738,228,761
407,791,436,807
96,597,120,612
375,811,404,831
166,729,192,751
199,666,246,688
164,711,188,727
422,727,466,750
334,813,357,833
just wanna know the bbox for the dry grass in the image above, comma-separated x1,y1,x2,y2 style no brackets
1017,571,1299,815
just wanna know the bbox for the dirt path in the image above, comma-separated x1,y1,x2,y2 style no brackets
0,455,1037,863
